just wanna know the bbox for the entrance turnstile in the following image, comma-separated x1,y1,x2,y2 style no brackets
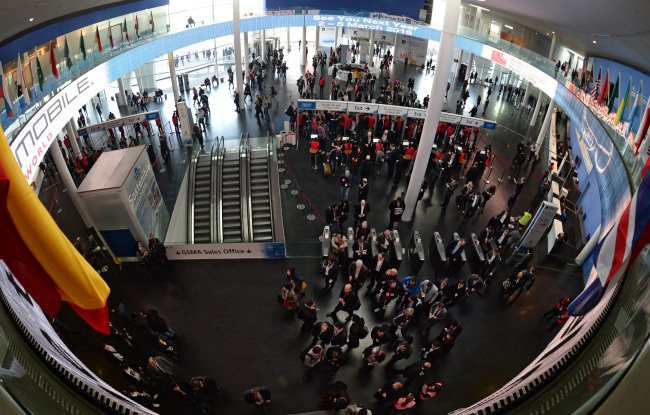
466,233,486,273
347,227,355,260
322,226,331,259
408,231,426,277
370,228,379,258
390,230,403,269
428,232,447,273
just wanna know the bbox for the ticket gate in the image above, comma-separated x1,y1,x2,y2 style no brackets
453,232,467,263
321,226,331,259
466,233,486,273
370,228,379,258
346,227,355,260
428,232,447,273
389,230,403,269
408,231,426,277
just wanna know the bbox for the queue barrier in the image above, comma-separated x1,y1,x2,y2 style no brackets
347,227,355,260
453,232,467,263
370,228,379,258
408,231,426,277
390,230,403,270
467,233,486,273
321,226,331,259
429,231,447,273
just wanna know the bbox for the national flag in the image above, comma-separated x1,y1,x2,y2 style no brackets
108,25,114,49
94,26,102,54
579,69,585,89
123,18,129,42
79,30,86,60
614,76,631,125
63,36,72,68
0,61,13,117
598,70,609,105
568,154,650,316
150,11,155,34
16,53,30,106
591,68,601,100
0,126,111,334
49,41,58,79
608,73,620,113
135,15,140,37
635,99,650,156
626,81,643,136
34,48,44,91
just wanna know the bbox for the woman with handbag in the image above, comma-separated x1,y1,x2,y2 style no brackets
281,282,299,312
286,267,306,296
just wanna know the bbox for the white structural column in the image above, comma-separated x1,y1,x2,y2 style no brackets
65,121,81,155
168,53,180,102
116,77,128,107
261,30,266,58
243,32,250,70
334,27,338,48
576,225,601,264
403,0,461,221
455,49,464,78
466,52,474,79
549,33,557,60
213,40,220,76
300,25,307,66
536,99,556,150
233,0,245,108
530,90,544,126
505,70,512,88
368,29,375,66
522,82,532,109
287,27,291,51
50,137,92,227
315,27,320,53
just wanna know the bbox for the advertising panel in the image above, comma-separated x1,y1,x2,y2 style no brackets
0,260,156,414
123,151,163,238
77,110,160,136
394,33,429,66
318,27,336,47
519,201,560,249
167,243,286,259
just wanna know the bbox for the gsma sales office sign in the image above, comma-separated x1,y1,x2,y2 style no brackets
10,64,110,183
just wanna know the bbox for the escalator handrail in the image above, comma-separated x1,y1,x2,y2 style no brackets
245,143,254,241
210,142,219,243
266,132,275,241
239,143,250,242
187,149,201,244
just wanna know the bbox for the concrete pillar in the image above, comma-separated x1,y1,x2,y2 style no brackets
213,40,220,76
369,29,376,66
505,70,512,88
65,121,82,155
287,27,291,51
116,77,128,107
455,49,464,78
474,8,482,31
522,82,532,109
243,32,250,70
168,53,180,103
261,30,266,58
334,27,339,48
301,25,307,66
50,136,92,228
403,0,461,221
233,0,245,108
530,90,544,126
575,225,601,265
549,33,557,60
466,53,474,80
536,99,555,150
315,27,320,53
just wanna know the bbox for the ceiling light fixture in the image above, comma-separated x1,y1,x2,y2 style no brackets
504,24,513,30
593,40,597,44
29,18,34,21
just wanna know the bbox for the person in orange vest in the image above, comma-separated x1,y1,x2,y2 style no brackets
419,382,442,401
393,393,416,411
542,297,572,322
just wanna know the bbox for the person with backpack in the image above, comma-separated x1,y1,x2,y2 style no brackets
347,314,368,348
303,345,324,381
297,300,319,334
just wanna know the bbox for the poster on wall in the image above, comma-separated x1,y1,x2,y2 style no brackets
123,151,164,238
518,201,560,249
319,27,336,48
394,34,428,66
0,260,157,414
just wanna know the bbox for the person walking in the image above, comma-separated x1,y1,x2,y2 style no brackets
244,387,271,414
440,176,459,209
340,170,353,201
387,197,405,230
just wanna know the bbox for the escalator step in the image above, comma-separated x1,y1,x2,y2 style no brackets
222,208,241,214
222,201,240,207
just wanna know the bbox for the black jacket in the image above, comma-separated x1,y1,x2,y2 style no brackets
337,287,360,311
354,202,371,219
445,240,465,261
243,387,271,404
311,322,334,344
330,328,348,347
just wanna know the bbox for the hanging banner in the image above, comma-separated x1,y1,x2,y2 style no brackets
167,243,286,259
319,27,336,48
518,201,560,249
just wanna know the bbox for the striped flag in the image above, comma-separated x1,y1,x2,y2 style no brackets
79,31,87,60
598,70,609,106
94,26,103,54
34,47,44,91
634,98,650,156
626,81,643,136
591,68,601,100
108,25,114,49
150,11,155,34
568,154,650,316
135,15,140,37
123,18,129,42
16,53,30,106
49,40,58,79
615,76,631,125
0,61,13,117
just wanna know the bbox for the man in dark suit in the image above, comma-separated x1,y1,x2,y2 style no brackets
358,178,369,201
243,386,271,413
376,229,394,254
353,199,370,228
330,322,348,347
394,360,432,385
440,176,459,209
445,238,466,263
369,253,390,288
514,248,534,273
327,284,360,321
371,325,393,348
387,197,405,229
309,321,334,348
490,210,511,231
348,259,369,289
348,314,366,348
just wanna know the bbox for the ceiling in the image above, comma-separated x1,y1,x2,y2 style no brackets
464,0,650,74
0,1,132,45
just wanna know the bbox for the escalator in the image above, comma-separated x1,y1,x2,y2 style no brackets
193,152,213,243
249,149,273,241
220,151,243,242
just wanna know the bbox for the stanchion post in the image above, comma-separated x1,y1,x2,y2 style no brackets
483,165,493,184
305,202,316,221
296,192,306,210
290,178,299,196
497,165,506,184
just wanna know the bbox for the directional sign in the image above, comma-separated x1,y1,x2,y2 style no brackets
439,112,461,123
461,117,483,127
297,100,316,110
315,101,348,111
347,103,378,114
76,110,161,136
407,108,428,119
378,105,407,117
482,121,497,130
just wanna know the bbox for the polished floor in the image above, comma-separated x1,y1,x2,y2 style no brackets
39,46,584,415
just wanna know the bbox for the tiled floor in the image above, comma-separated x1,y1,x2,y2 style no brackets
39,47,584,415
